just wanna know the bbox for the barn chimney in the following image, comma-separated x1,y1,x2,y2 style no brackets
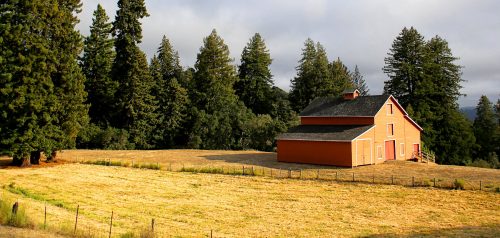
342,89,360,100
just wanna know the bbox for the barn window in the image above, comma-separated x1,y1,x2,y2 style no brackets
387,104,393,115
387,124,394,136
400,143,405,156
377,146,383,159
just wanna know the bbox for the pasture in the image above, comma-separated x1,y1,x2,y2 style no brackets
0,150,498,237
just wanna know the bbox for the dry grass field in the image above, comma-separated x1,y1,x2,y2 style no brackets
57,149,500,189
0,162,499,237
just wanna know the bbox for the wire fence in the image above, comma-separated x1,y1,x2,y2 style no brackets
68,157,500,193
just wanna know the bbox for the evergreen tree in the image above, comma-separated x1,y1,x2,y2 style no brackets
351,65,369,95
473,96,497,160
189,29,249,149
383,27,426,108
236,33,274,115
383,27,474,165
434,109,476,165
111,0,156,148
49,0,89,153
81,4,116,126
290,39,331,112
151,36,188,148
328,57,354,96
111,0,149,128
0,0,88,165
0,0,54,165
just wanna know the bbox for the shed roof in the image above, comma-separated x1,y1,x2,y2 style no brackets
300,95,390,117
277,125,373,142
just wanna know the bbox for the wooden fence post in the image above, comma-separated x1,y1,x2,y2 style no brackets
270,169,273,177
288,168,291,178
480,180,482,191
352,173,355,182
44,203,47,228
299,169,302,179
335,172,338,181
252,166,254,176
74,205,79,234
433,178,436,187
317,169,320,180
391,175,394,185
412,177,415,187
109,210,113,238
242,166,245,175
152,218,155,234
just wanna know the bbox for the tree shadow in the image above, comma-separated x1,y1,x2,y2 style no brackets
362,225,499,238
201,152,348,170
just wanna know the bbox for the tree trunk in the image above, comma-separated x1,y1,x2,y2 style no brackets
30,151,41,165
48,151,58,162
20,155,31,167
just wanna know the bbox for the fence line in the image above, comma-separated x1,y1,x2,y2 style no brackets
69,156,500,192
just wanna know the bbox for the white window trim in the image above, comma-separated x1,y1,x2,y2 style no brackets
386,123,395,137
400,143,405,156
386,103,394,115
377,146,383,159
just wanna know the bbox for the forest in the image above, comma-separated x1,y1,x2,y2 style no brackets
1,0,499,168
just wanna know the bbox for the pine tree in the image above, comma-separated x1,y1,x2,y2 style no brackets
111,0,149,128
382,27,475,165
0,0,88,165
290,39,331,112
473,96,497,160
236,33,274,115
383,27,426,108
126,48,157,149
49,0,90,154
151,36,188,148
328,57,354,96
111,0,156,148
351,65,369,95
189,29,249,149
81,4,116,126
0,0,54,165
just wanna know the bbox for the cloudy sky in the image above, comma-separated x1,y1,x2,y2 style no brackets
77,0,499,107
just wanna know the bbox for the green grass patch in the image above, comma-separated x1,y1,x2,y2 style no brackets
83,160,160,170
180,167,255,176
4,183,69,209
0,195,33,228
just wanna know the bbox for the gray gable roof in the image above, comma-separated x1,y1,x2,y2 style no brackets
300,95,391,117
277,125,373,141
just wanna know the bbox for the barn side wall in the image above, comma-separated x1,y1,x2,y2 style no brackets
353,127,375,166
373,97,421,163
301,117,374,125
277,140,353,167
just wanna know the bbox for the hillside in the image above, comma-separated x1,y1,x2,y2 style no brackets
0,163,499,237
57,150,500,187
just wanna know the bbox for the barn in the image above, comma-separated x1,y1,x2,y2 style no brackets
277,89,422,167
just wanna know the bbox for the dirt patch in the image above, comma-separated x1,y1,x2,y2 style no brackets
0,156,68,170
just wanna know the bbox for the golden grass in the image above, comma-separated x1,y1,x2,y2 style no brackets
57,149,500,190
0,164,499,237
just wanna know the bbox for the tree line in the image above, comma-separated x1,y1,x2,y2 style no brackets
383,27,499,168
1,1,497,168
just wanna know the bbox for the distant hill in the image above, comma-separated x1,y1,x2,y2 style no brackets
461,106,476,121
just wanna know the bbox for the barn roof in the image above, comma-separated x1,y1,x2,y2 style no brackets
277,125,373,142
300,95,390,117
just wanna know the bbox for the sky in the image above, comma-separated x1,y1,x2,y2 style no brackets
77,0,500,107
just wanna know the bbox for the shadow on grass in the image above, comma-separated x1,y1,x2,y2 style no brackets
362,225,500,238
202,153,349,170
0,157,12,168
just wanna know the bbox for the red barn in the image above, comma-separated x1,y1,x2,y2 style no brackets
277,89,422,167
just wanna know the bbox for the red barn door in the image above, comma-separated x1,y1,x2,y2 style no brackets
385,140,395,160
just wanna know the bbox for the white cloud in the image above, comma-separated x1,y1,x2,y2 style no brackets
78,0,500,107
